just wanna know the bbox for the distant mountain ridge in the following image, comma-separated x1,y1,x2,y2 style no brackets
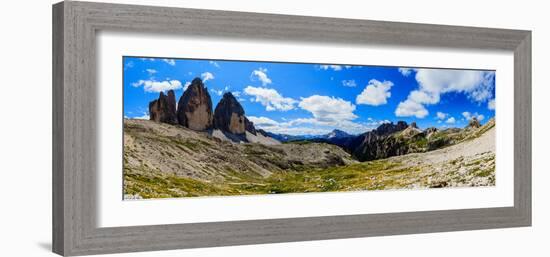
307,117,494,161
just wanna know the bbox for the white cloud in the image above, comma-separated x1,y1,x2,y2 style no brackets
395,69,495,118
145,69,157,76
446,117,456,124
209,61,220,68
342,80,357,87
436,111,448,120
247,116,330,135
395,99,428,118
408,90,439,104
250,68,272,86
132,112,150,120
162,59,176,66
124,61,134,70
201,72,214,82
415,69,494,102
398,68,414,76
462,111,485,121
299,95,358,122
318,65,352,71
356,79,394,106
319,65,342,71
488,99,496,110
131,79,183,93
247,116,280,127
244,86,296,111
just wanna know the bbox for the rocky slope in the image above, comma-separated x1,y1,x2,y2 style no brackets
123,118,495,198
123,119,355,187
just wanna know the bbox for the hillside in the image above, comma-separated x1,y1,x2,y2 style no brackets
123,118,495,199
123,119,356,198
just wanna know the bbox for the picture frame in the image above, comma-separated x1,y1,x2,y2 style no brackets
52,1,531,256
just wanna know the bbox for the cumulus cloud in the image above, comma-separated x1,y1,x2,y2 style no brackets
250,68,272,86
395,99,428,118
398,68,414,76
201,72,214,82
342,80,357,87
318,65,351,71
247,116,280,127
131,79,183,93
436,111,448,120
131,112,150,120
488,99,496,110
395,69,495,118
244,86,296,111
446,117,456,124
415,69,495,102
356,79,394,106
462,111,485,121
145,69,157,76
124,61,134,70
299,95,358,122
162,59,176,66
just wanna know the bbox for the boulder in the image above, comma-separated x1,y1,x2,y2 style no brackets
177,78,213,131
148,90,177,124
214,92,246,134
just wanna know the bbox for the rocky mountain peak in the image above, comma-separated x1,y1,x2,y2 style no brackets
375,121,408,135
410,122,418,129
214,92,246,134
326,129,351,139
467,117,481,128
176,78,213,131
149,89,177,124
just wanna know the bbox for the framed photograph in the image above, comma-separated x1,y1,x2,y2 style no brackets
53,1,531,256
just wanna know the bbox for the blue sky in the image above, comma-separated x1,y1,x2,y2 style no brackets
123,56,495,136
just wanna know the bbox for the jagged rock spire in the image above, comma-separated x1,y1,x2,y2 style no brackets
213,92,246,134
149,89,177,124
177,78,213,131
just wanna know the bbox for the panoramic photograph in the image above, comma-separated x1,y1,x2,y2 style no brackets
122,56,496,200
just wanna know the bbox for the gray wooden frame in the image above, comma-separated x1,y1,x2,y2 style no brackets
52,1,531,256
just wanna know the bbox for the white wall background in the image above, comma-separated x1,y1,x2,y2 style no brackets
0,0,547,256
